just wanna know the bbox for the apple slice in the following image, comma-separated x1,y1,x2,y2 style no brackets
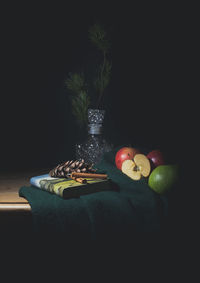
121,159,141,180
134,154,151,177
121,154,151,180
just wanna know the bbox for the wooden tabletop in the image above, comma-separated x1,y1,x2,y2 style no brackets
0,169,50,212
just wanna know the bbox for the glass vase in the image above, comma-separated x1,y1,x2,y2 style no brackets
75,109,113,165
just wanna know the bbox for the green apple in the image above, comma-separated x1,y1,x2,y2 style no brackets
148,164,178,194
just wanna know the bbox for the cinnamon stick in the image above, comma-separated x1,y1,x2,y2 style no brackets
71,172,108,179
70,176,87,184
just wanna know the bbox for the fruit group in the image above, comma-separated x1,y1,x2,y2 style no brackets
115,147,140,170
148,165,178,194
147,150,165,168
122,154,151,180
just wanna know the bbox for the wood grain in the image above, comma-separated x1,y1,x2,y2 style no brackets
0,169,50,212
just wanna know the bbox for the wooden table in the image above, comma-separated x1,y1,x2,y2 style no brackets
0,169,49,234
0,171,31,212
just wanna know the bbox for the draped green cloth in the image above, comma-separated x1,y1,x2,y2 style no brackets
19,148,169,241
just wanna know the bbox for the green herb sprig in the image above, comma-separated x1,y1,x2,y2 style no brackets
64,73,90,128
89,24,112,108
64,24,112,128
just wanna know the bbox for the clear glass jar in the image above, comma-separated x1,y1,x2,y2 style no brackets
75,109,113,165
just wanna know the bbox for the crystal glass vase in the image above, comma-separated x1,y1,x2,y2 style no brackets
75,109,113,165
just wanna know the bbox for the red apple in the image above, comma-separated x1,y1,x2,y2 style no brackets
115,147,140,170
147,150,165,168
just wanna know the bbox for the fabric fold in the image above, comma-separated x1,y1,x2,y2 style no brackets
19,147,169,238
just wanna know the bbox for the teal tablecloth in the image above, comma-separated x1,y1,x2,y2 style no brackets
19,148,168,240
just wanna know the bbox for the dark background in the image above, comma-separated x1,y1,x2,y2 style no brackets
0,2,190,172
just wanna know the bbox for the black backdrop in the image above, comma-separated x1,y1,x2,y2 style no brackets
0,3,188,171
